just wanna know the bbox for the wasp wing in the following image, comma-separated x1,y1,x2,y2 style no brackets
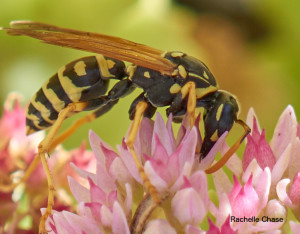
3,21,176,75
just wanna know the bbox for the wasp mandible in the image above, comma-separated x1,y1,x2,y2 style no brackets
1,21,250,233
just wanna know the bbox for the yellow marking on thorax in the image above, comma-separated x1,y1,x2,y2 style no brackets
169,83,181,94
95,55,114,79
74,61,87,76
189,72,210,84
127,65,136,80
195,86,217,99
171,52,184,57
58,66,90,102
210,130,219,142
42,80,66,113
203,71,210,80
107,60,116,69
144,71,150,78
216,104,224,121
29,94,55,124
178,65,187,79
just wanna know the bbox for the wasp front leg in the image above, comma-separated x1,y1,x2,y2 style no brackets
126,93,160,202
166,81,197,128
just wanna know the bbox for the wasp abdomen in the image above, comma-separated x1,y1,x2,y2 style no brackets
26,55,126,135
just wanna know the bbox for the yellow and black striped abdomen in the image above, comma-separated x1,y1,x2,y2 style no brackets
26,55,126,135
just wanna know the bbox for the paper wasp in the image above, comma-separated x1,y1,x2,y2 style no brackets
1,21,250,233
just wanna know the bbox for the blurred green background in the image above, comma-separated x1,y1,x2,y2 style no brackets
0,0,299,149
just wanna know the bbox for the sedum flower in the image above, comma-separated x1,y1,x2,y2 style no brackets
0,94,97,233
2,91,300,233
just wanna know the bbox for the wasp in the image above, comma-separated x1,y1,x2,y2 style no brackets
1,21,250,233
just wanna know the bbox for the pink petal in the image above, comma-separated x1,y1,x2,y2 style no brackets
220,142,242,176
166,114,177,148
100,205,112,227
170,162,192,193
185,224,205,234
207,218,221,234
271,105,297,159
228,176,242,202
276,179,293,207
135,117,154,158
84,202,102,222
68,177,90,203
220,216,237,234
108,191,118,206
290,221,300,233
88,178,106,204
152,113,175,155
124,183,132,215
57,210,101,234
242,159,263,186
213,193,231,227
188,171,209,207
251,220,283,233
177,127,197,169
112,202,130,234
144,161,168,192
243,128,276,171
246,108,261,136
151,134,169,163
288,171,300,204
109,157,133,187
213,169,233,198
70,162,97,182
271,144,292,186
197,132,228,170
229,176,259,218
117,144,142,183
289,137,300,179
89,130,112,164
144,219,177,234
265,199,286,220
99,143,118,171
253,167,271,211
95,162,116,193
171,187,206,225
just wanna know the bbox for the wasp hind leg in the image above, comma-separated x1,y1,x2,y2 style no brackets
0,99,118,196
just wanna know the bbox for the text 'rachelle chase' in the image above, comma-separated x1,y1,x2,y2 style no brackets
230,216,284,223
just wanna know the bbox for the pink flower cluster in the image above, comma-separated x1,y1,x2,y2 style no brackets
45,105,300,233
0,94,96,233
1,93,300,233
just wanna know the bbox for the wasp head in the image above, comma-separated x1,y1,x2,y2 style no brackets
199,91,239,159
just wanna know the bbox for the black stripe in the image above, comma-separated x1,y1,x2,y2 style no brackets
26,118,41,133
64,56,101,87
35,89,59,121
26,102,52,129
47,73,72,107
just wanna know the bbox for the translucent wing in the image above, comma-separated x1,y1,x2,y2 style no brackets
3,21,176,75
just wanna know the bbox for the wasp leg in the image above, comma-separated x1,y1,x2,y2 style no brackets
167,81,196,128
38,101,94,233
0,155,41,192
181,82,196,128
126,94,159,203
49,99,119,152
205,119,251,174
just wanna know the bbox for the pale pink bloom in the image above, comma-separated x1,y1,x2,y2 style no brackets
0,93,42,173
243,106,300,223
46,113,212,232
